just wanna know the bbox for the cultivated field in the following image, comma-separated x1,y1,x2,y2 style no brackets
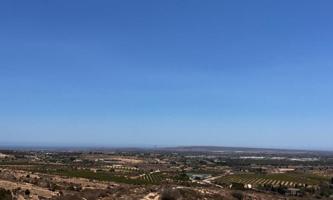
215,173,329,187
139,172,163,184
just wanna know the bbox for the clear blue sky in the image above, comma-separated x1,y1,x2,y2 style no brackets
1,1,333,150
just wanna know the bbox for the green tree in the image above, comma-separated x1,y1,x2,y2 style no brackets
0,188,12,200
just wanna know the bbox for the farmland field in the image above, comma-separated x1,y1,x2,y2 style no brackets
139,172,163,184
215,173,329,187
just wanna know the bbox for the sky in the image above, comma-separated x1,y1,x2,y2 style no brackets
0,0,333,150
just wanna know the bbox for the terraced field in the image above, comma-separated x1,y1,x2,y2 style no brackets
215,173,328,187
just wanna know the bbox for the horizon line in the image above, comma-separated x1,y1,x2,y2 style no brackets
0,143,332,153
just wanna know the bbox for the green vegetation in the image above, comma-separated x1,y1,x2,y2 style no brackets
33,166,148,185
139,172,163,184
0,188,12,200
174,172,190,181
59,169,148,185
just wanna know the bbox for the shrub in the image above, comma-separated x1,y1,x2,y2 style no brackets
0,188,12,200
231,191,244,200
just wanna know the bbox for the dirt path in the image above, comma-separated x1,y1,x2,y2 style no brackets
141,192,159,200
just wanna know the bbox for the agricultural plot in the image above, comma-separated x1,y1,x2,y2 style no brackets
109,165,141,174
110,165,140,171
139,172,163,184
215,173,328,187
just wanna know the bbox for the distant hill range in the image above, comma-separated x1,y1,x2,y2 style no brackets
157,146,333,155
1,145,332,155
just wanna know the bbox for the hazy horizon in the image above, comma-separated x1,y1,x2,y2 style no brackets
1,1,333,150
1,143,332,152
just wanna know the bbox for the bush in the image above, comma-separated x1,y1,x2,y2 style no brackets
231,191,244,200
0,188,12,200
231,182,245,190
